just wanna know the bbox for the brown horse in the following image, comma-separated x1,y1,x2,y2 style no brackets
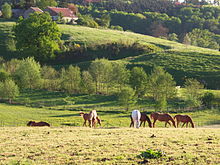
150,112,176,128
80,110,101,127
130,113,152,128
27,121,50,127
174,115,195,128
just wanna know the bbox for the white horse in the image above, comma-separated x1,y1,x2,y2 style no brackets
88,110,97,127
131,110,141,128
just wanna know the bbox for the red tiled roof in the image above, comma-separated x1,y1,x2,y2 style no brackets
46,7,77,18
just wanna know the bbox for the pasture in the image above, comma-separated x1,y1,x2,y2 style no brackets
0,127,219,164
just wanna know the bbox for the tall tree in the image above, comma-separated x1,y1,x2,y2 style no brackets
0,79,19,104
183,78,204,107
14,57,42,89
36,0,57,9
13,12,61,62
147,66,176,111
129,67,147,97
61,65,81,94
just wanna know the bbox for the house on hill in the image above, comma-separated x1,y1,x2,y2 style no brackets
44,7,78,23
23,7,43,18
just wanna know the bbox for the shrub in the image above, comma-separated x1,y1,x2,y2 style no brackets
138,149,165,159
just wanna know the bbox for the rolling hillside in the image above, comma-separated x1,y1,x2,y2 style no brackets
0,21,220,88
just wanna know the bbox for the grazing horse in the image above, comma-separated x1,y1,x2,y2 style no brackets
80,110,101,127
131,110,141,128
174,115,194,128
150,112,176,128
27,121,50,127
130,113,152,128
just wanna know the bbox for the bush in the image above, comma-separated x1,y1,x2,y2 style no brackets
138,149,165,159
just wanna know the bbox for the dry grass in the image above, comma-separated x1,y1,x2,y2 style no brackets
0,127,219,165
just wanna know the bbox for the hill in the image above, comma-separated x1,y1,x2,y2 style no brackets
0,21,220,88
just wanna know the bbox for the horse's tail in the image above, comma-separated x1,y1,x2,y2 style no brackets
188,116,195,128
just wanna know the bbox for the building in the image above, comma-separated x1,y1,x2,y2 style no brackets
44,7,78,23
23,7,43,18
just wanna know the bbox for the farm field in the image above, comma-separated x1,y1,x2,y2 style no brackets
0,127,219,165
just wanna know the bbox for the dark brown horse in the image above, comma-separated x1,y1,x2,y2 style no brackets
174,115,195,128
130,113,152,128
150,112,176,128
80,111,101,127
27,121,50,127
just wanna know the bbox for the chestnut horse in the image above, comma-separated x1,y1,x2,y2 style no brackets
174,115,194,128
130,113,152,128
131,110,141,128
27,121,50,127
150,112,176,128
80,110,101,127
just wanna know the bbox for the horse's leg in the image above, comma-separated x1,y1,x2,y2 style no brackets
182,122,186,128
177,121,180,128
83,120,86,126
153,119,157,128
143,121,146,127
186,122,189,128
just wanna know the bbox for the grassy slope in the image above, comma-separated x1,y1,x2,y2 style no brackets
1,22,220,87
0,127,219,164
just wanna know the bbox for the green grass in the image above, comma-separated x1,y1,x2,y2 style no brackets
0,127,219,164
0,89,220,127
1,22,220,88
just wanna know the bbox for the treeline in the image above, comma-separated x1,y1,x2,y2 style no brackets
0,57,217,110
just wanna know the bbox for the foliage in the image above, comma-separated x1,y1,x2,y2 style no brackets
36,0,57,9
61,65,81,94
138,149,165,159
77,14,99,28
202,92,215,108
0,79,19,103
13,12,61,62
147,66,176,110
0,69,10,82
2,3,12,19
81,71,95,94
188,29,219,49
129,67,147,97
168,33,178,42
14,57,42,89
118,86,137,111
184,78,204,107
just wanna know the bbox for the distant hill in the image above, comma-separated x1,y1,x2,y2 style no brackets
0,21,220,88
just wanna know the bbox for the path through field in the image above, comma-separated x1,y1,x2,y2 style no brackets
0,127,219,164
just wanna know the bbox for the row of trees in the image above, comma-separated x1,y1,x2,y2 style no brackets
0,57,211,110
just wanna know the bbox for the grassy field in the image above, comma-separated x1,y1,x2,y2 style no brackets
0,127,219,164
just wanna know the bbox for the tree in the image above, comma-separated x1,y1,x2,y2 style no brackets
36,0,57,9
0,79,19,104
187,29,219,49
118,86,137,111
61,65,81,94
202,92,215,108
2,3,12,19
112,61,130,91
68,4,78,15
147,66,176,111
183,78,204,107
168,33,178,42
14,57,42,89
89,58,113,94
182,34,191,46
150,22,169,38
81,71,95,94
13,12,61,62
129,67,147,97
41,65,60,91
99,14,111,28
